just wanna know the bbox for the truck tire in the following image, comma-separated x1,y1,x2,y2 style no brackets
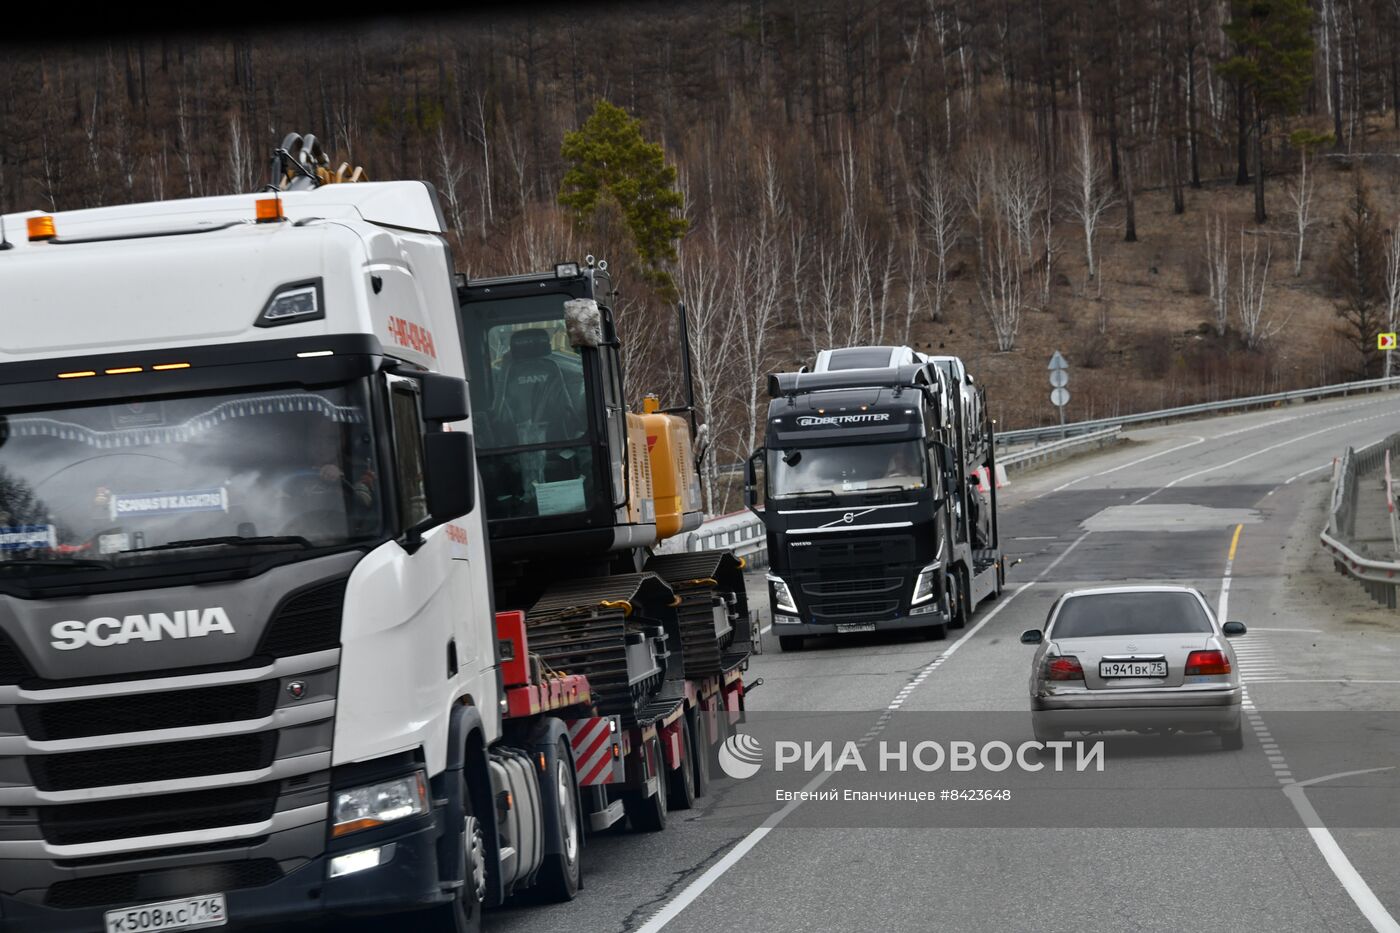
947,574,966,630
689,711,710,799
667,720,697,810
423,771,485,933
922,620,949,640
624,735,668,832
535,737,582,902
778,635,805,652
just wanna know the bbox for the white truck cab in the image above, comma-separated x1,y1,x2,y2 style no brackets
0,182,508,931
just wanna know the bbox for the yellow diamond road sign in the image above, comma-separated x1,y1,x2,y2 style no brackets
1381,333,1397,350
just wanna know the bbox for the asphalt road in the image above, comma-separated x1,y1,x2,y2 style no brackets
492,390,1400,933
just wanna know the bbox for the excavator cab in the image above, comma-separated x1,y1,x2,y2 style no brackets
457,263,644,593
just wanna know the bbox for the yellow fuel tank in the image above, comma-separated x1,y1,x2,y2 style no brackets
640,398,703,540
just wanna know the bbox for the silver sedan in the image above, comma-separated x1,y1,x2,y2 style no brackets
1021,585,1246,749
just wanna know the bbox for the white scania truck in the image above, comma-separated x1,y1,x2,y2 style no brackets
0,148,744,933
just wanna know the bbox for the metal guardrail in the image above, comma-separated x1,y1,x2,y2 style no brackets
675,430,1124,567
998,427,1122,470
1319,432,1400,608
998,375,1400,446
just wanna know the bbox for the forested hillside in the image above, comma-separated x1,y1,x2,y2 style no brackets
5,0,1400,507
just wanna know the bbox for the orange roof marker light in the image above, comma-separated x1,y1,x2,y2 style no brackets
152,362,192,371
104,367,143,375
57,371,96,379
255,197,285,224
27,216,56,241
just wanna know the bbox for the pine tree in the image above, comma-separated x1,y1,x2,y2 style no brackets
558,100,689,302
1328,172,1387,378
1222,0,1315,223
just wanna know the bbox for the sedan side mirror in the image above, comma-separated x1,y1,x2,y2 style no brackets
1222,621,1247,637
1020,629,1043,645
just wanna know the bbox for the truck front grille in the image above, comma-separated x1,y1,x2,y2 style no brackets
19,680,280,741
29,733,278,792
45,858,284,909
801,576,901,597
39,783,280,846
257,578,347,657
0,630,33,685
808,597,902,621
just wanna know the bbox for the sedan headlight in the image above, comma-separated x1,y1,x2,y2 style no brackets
332,771,429,837
911,564,941,605
768,574,798,614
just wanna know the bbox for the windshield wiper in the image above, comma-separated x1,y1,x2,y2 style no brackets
120,535,313,555
0,557,111,571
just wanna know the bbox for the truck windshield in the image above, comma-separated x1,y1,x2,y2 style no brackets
463,294,594,521
0,382,384,575
768,440,926,498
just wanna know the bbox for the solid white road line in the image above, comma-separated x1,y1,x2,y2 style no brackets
1051,436,1207,492
1283,772,1400,933
1133,408,1400,504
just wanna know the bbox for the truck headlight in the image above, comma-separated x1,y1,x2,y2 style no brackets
911,565,941,606
768,574,798,614
332,770,429,837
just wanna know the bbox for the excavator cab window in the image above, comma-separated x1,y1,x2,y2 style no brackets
461,295,596,522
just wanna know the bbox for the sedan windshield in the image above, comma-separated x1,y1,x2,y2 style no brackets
768,440,926,498
1051,592,1214,638
0,382,384,577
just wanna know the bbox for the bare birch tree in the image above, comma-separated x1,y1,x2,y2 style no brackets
675,234,740,511
1284,146,1318,276
1205,214,1230,337
434,125,467,234
977,215,1024,351
1064,116,1116,280
919,156,961,321
1236,232,1286,350
1385,227,1400,377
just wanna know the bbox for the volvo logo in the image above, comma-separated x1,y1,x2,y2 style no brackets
843,513,855,523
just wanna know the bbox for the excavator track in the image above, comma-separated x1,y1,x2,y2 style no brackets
525,573,682,726
645,551,752,679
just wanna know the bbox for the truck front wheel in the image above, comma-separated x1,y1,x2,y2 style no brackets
424,771,485,933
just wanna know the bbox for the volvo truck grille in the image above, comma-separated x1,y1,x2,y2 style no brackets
801,576,902,597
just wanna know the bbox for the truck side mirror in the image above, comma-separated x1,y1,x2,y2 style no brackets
422,431,474,526
745,449,766,517
419,372,469,422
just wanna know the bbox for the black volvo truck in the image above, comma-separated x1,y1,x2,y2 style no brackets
746,361,1004,652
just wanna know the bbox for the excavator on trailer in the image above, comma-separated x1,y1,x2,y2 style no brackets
457,260,753,830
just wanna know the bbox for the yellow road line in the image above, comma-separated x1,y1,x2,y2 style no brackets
1228,523,1243,562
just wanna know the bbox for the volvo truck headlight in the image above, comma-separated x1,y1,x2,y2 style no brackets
768,574,798,614
911,565,941,606
332,771,428,837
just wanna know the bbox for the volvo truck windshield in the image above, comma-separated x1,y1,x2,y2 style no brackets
0,382,384,580
768,440,927,497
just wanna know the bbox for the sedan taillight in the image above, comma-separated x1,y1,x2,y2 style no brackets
1185,649,1231,676
1046,656,1084,681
